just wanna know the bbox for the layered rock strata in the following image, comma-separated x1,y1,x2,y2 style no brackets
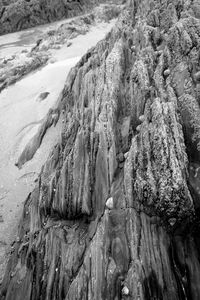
1,0,200,299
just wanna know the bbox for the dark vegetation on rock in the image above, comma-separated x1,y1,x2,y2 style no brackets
0,0,119,35
1,0,200,299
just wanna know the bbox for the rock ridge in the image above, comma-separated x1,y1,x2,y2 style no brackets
1,0,200,299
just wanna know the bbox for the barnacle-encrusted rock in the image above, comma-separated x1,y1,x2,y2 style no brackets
1,0,200,299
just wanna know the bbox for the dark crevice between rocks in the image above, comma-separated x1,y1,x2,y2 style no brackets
142,270,163,300
169,240,189,300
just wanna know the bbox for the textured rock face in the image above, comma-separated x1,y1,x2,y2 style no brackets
1,0,200,299
0,0,120,35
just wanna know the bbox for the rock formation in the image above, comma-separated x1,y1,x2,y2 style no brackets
0,0,120,35
1,0,200,299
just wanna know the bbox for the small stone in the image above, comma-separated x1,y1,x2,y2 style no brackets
10,271,15,278
49,57,57,64
136,125,141,132
122,286,129,295
164,69,170,77
169,218,176,226
124,152,129,159
118,152,124,162
131,45,136,52
0,215,3,222
155,50,162,56
106,197,113,210
194,71,200,82
39,92,49,101
139,115,145,122
67,41,72,47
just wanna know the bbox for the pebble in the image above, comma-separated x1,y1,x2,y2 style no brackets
194,71,200,82
122,286,129,295
131,45,136,52
106,197,113,210
67,41,72,47
169,218,176,226
124,152,129,159
136,125,141,132
139,115,145,122
164,69,170,77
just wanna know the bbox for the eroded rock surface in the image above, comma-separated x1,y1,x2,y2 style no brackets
1,0,200,299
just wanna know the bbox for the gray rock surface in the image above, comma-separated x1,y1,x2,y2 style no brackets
1,0,200,299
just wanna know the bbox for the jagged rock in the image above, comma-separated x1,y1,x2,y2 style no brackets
1,0,200,299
